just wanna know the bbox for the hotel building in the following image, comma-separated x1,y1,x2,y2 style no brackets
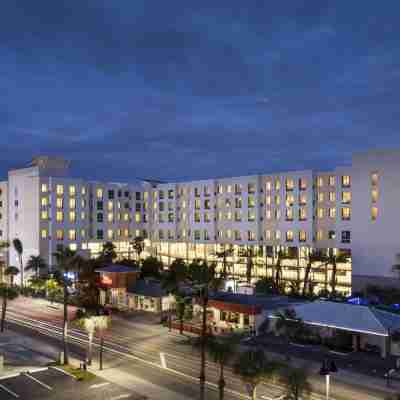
0,150,399,295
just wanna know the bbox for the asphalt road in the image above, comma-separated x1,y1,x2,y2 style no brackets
3,297,392,400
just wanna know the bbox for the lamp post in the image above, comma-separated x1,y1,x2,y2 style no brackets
319,359,338,400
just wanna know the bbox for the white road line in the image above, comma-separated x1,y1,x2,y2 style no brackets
110,394,131,400
23,373,52,390
0,383,19,398
51,366,77,380
90,382,110,389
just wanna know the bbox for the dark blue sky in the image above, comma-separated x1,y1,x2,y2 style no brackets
1,1,400,182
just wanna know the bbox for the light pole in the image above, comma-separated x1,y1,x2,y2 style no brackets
319,359,338,400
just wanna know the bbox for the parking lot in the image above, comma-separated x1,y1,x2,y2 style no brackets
0,367,145,400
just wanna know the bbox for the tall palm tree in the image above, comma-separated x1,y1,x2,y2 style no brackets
239,247,255,284
215,245,234,278
302,250,327,297
100,241,117,264
12,239,24,287
328,251,349,294
0,266,19,332
0,241,10,283
132,236,145,262
280,366,312,400
25,255,47,278
188,260,222,400
53,245,82,365
207,335,238,400
234,349,280,400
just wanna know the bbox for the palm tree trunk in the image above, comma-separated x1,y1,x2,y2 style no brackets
19,256,24,288
99,334,104,370
63,284,69,365
331,259,337,294
1,295,7,333
302,261,312,297
87,331,94,366
199,296,207,400
218,363,225,400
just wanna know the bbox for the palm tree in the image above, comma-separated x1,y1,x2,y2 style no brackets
328,251,349,294
132,236,145,262
188,260,222,400
53,245,83,365
175,293,187,335
141,256,163,279
0,241,10,283
302,250,327,297
234,349,280,400
280,366,312,400
239,247,256,284
215,245,234,278
207,335,238,400
12,239,24,287
0,266,20,332
25,255,47,278
274,249,284,289
100,241,117,264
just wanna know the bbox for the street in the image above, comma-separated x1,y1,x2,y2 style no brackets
3,297,393,400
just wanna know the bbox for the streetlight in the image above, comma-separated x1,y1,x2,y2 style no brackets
319,359,338,400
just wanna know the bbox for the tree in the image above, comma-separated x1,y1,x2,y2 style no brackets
328,251,349,294
234,349,280,400
0,266,20,332
175,293,188,335
162,258,188,294
77,258,101,312
239,247,256,284
132,236,145,262
207,335,238,400
25,255,47,278
187,260,222,400
99,242,117,264
0,241,10,283
280,366,312,400
53,245,83,365
274,308,303,343
74,309,110,368
12,238,24,287
302,251,327,297
141,256,163,279
215,246,234,279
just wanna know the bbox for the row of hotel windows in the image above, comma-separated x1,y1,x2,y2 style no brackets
40,228,148,241
41,183,146,201
155,229,351,243
41,210,145,224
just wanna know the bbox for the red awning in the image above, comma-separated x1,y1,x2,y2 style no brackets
208,300,261,315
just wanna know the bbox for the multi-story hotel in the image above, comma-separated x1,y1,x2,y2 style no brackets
1,150,399,295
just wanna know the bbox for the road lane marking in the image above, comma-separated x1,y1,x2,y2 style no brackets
0,383,19,398
23,373,52,390
90,382,110,389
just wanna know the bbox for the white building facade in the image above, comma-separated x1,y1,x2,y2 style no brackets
0,150,399,295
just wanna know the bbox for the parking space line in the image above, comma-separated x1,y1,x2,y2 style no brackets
110,395,131,400
51,366,77,379
23,373,52,390
0,383,19,398
90,382,110,389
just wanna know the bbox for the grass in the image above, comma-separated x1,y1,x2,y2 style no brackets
57,364,97,381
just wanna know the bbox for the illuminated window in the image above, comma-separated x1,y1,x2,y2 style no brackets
266,209,272,220
248,183,256,193
227,185,232,193
217,184,223,194
226,229,232,239
204,212,210,223
68,229,76,241
107,229,114,240
371,206,378,221
265,230,272,240
299,193,307,205
286,194,295,206
275,230,281,240
69,198,76,209
56,230,64,240
41,210,49,220
194,211,201,223
371,172,379,186
286,230,294,242
235,197,242,208
57,198,63,209
266,196,272,205
80,229,86,238
299,208,307,221
234,184,242,195
285,178,294,191
135,213,141,223
41,197,48,207
299,178,307,190
372,189,378,203
317,192,324,203
286,208,293,221
341,207,351,220
329,176,336,186
204,199,211,210
266,181,272,192
226,211,232,220
69,211,76,223
81,186,86,196
317,177,324,188
342,191,351,204
41,183,48,193
248,231,256,241
81,211,86,220
248,210,256,222
275,195,281,205
123,213,129,222
107,201,113,211
234,230,241,241
299,230,306,242
329,208,336,219
56,211,63,222
275,209,281,220
234,211,242,222
108,213,114,223
341,175,351,187
248,195,255,208
275,179,281,190
41,229,48,239
56,185,64,195
328,230,336,240
317,208,324,219
329,191,336,202
316,230,323,241
69,185,76,196
96,188,103,199
123,228,129,238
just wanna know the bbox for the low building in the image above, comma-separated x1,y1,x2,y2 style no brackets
127,279,173,313
269,301,400,358
96,264,141,309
